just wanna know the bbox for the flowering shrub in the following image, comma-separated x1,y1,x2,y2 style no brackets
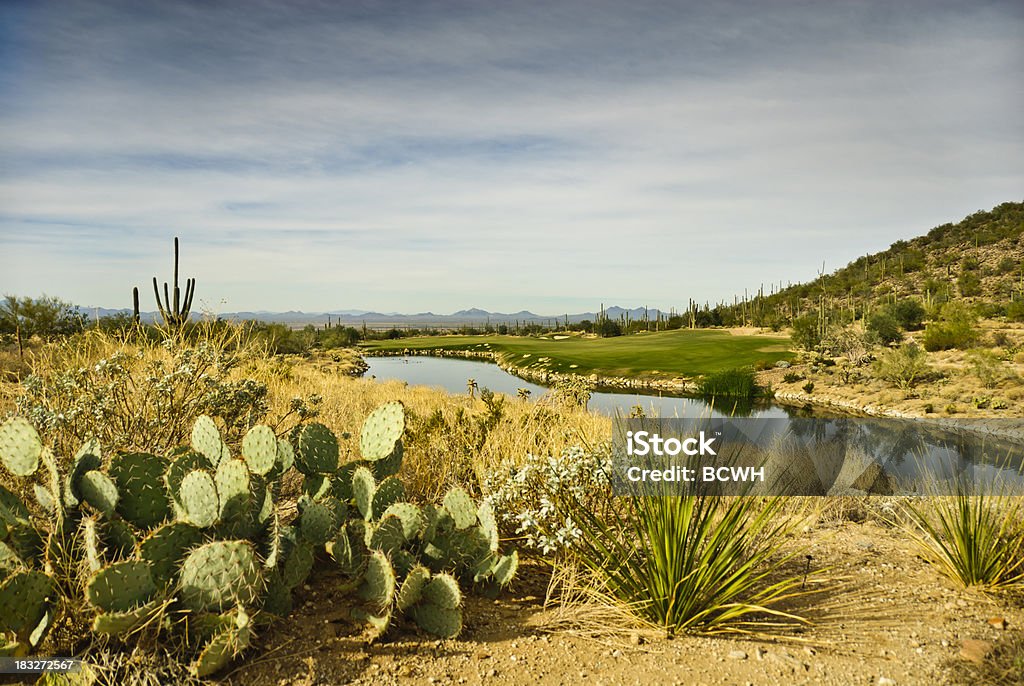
483,444,614,554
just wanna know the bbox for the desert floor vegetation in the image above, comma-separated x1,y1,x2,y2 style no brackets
2,325,1023,685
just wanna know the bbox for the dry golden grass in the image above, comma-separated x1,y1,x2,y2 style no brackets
3,324,608,502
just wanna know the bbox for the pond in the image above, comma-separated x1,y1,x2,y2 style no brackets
364,355,807,419
363,355,1024,490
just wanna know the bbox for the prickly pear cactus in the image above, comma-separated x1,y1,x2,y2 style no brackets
296,423,339,475
0,417,42,477
179,540,263,612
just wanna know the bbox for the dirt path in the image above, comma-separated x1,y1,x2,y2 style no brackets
226,519,1021,686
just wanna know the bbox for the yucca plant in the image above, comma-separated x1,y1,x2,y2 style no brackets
906,490,1024,590
560,482,808,636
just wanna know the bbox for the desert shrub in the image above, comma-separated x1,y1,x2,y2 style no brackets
823,326,872,366
866,311,902,345
875,342,930,389
782,371,801,383
966,349,1011,388
802,381,815,393
958,271,982,297
483,444,614,554
906,492,1024,590
891,299,926,331
549,375,593,409
697,368,761,399
790,315,822,352
923,302,979,351
997,256,1018,274
1007,299,1024,323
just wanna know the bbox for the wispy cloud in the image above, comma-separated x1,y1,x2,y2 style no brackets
1,0,1022,313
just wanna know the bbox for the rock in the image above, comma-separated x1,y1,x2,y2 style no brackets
987,617,1008,630
775,360,792,368
960,639,993,664
728,650,748,660
878,678,896,686
629,632,643,646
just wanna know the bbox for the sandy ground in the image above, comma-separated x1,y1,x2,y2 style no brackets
224,517,1022,686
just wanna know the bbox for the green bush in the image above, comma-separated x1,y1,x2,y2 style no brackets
958,271,982,297
790,315,822,352
875,342,930,389
866,311,902,345
923,302,979,351
891,299,925,331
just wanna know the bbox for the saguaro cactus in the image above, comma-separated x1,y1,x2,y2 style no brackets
151,237,196,326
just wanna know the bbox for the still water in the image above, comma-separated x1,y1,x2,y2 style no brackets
365,355,800,418
363,355,1024,488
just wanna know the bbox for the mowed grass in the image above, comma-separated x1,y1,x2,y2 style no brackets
360,329,793,379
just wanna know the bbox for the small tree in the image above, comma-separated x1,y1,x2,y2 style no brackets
875,342,930,389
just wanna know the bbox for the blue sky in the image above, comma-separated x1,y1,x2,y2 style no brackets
1,0,1022,315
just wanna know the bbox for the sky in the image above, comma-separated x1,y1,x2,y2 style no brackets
1,0,1022,315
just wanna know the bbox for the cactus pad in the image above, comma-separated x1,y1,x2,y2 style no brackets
492,551,518,586
262,572,293,617
422,573,462,610
372,477,405,520
79,470,119,516
275,438,295,475
179,540,263,612
372,441,404,480
359,401,405,461
33,484,55,514
352,466,375,519
396,565,430,611
0,417,42,477
302,474,333,501
192,621,251,678
179,470,219,528
297,498,334,546
442,487,477,530
241,425,277,476
381,502,425,540
410,604,462,639
477,501,499,553
86,561,156,613
110,452,171,529
357,550,395,612
92,599,162,636
0,570,55,639
368,515,406,555
296,423,339,475
165,450,209,513
101,519,138,560
191,415,228,466
281,540,314,589
64,438,102,508
139,522,203,587
215,459,251,522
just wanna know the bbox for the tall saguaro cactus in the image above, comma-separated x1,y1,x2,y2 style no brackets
151,237,197,326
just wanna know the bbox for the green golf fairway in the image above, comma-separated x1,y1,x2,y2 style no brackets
360,329,793,379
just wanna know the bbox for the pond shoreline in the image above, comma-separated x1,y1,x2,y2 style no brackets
358,348,1024,441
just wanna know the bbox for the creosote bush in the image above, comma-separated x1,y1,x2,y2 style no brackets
875,342,930,389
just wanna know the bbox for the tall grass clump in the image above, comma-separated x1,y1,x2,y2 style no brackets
697,368,762,399
560,483,807,635
905,490,1024,590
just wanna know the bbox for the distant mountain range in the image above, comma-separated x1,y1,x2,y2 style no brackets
81,305,672,328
